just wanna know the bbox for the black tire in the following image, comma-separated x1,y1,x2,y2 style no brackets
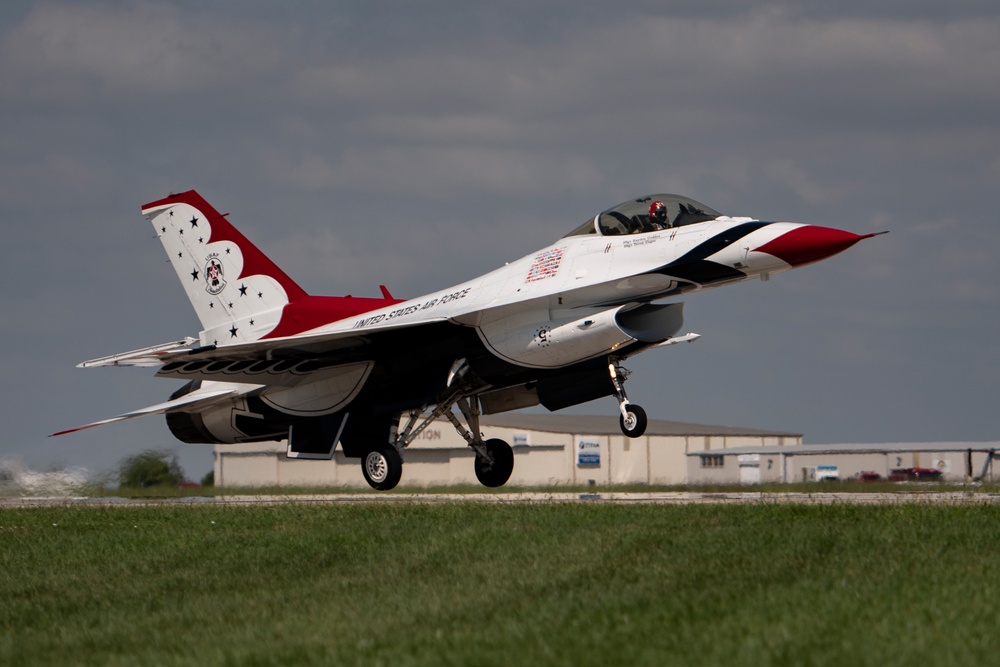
619,404,647,438
361,447,403,490
474,438,514,488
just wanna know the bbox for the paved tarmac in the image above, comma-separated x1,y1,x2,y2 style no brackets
4,490,1000,507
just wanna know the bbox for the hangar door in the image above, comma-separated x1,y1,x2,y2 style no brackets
738,454,760,485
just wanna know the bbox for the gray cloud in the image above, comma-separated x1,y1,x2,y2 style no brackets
257,146,604,200
1,2,280,102
2,1,998,480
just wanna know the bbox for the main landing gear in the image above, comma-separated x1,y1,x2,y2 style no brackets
474,438,515,488
356,359,645,490
359,384,514,492
361,447,403,491
610,360,647,438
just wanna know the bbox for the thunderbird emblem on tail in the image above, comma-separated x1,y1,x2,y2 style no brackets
54,191,884,490
203,256,226,295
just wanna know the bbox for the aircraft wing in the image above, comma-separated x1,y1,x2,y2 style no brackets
51,385,241,437
79,316,455,385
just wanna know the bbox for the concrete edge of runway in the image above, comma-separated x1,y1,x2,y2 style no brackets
4,491,1000,507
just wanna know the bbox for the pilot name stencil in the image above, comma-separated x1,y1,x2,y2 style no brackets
622,237,659,249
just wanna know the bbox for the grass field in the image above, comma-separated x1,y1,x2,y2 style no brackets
2,502,999,666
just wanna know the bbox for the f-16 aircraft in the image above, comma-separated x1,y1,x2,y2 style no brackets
54,190,882,489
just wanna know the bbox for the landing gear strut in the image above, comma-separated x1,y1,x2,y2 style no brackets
361,385,514,491
610,361,647,438
446,394,514,488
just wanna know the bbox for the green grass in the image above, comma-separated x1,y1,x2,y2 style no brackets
25,479,1000,499
2,503,999,666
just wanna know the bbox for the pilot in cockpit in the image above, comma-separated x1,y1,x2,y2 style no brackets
647,200,669,230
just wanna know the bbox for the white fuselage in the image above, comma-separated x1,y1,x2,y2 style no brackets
304,216,801,368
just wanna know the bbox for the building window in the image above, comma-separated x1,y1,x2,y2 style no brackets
701,455,724,468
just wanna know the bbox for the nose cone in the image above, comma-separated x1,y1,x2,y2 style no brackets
755,225,871,268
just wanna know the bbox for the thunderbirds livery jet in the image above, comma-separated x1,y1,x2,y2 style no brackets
54,191,882,489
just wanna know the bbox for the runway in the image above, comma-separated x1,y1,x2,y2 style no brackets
4,490,1000,507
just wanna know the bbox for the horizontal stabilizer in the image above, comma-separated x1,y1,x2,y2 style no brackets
78,338,199,368
50,386,238,437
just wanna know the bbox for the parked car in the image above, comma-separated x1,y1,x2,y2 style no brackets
888,468,943,482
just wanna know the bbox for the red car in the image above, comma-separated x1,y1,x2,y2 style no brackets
888,468,943,482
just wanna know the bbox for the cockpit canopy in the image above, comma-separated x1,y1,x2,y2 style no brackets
564,194,722,238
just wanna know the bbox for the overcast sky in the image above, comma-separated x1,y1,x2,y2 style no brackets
2,1,998,482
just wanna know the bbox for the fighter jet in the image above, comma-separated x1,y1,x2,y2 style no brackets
54,191,883,489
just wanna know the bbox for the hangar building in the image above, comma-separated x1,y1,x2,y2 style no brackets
213,413,999,487
213,413,801,488
687,442,999,484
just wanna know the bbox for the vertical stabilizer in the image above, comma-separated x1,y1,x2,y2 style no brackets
142,190,308,345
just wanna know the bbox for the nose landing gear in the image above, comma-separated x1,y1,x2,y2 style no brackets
610,361,647,438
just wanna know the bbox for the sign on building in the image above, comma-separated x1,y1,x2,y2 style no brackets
576,436,601,466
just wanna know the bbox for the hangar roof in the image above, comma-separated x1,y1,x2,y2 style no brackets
481,413,801,438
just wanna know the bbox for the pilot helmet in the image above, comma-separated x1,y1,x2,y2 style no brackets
649,201,667,225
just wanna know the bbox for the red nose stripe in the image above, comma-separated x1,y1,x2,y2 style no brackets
755,225,866,267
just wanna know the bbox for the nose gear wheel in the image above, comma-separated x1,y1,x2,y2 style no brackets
610,360,647,438
619,404,648,437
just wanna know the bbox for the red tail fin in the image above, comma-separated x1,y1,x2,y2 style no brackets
142,190,308,344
